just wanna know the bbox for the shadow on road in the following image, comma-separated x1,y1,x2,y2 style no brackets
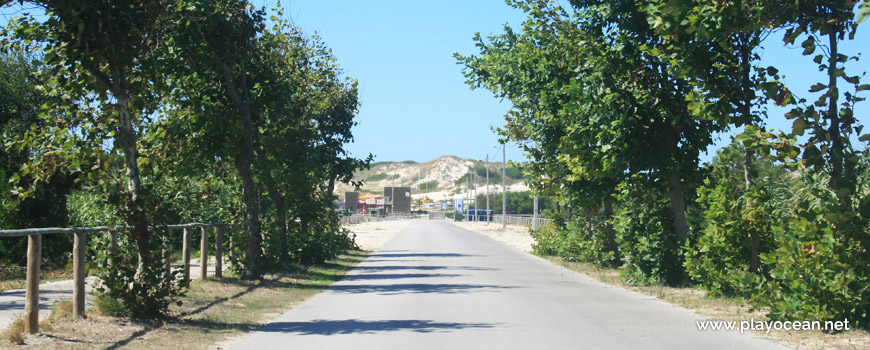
328,283,517,295
340,273,465,281
258,319,498,335
353,265,499,272
370,252,481,258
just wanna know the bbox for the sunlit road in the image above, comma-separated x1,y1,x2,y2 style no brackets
232,220,788,350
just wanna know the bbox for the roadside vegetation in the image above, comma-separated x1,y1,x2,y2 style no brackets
1,0,370,327
459,0,870,330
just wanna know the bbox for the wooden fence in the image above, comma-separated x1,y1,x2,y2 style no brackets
0,223,236,334
490,215,552,228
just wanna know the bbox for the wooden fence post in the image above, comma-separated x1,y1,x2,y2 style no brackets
215,226,223,278
163,228,172,278
107,230,117,266
24,234,40,334
200,226,208,280
228,235,233,261
73,231,86,318
182,227,191,282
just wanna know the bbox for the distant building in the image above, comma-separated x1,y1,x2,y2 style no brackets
345,192,360,212
384,187,411,214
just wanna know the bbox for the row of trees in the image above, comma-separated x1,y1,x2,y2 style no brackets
458,0,868,325
1,0,369,316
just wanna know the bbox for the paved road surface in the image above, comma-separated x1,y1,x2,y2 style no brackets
233,221,788,350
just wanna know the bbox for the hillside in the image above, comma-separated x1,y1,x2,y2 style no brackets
335,156,528,202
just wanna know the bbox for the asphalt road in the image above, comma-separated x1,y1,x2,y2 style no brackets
233,220,789,350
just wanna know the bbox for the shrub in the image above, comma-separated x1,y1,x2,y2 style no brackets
95,235,186,318
685,181,772,296
756,171,870,328
531,213,618,267
614,176,687,286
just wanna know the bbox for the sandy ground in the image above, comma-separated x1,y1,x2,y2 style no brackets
449,221,535,253
345,219,535,254
346,220,413,251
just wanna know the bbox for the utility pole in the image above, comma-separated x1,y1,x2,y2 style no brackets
485,154,490,225
502,141,506,229
391,174,395,217
465,173,470,220
533,195,539,230
474,171,478,222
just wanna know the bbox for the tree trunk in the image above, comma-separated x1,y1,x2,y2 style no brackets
603,197,620,264
736,35,761,273
264,177,289,263
744,148,761,273
221,62,261,279
826,32,842,194
667,173,688,240
109,65,151,270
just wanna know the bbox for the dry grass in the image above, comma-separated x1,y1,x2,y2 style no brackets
1,250,369,349
543,256,870,350
0,318,25,346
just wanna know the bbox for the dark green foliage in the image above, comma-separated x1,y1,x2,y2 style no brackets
757,165,870,327
531,212,618,267
475,191,546,214
614,175,687,286
474,165,523,180
504,167,525,180
0,51,76,266
418,181,438,191
93,234,186,318
684,142,786,296
366,173,388,182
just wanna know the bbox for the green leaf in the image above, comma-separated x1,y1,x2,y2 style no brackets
792,118,807,136
809,83,827,93
800,37,816,55
858,84,870,91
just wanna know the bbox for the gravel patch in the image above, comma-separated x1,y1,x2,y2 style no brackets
346,220,412,251
449,221,535,253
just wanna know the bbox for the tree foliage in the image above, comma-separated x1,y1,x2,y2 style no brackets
1,0,368,316
460,0,869,325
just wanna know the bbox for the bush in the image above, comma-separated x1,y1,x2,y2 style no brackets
95,235,186,318
531,212,618,267
685,183,760,296
614,176,686,286
756,171,870,327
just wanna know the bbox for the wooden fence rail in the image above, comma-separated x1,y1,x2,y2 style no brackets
0,222,237,334
490,215,552,228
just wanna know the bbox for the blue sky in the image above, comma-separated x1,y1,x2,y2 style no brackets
268,0,530,163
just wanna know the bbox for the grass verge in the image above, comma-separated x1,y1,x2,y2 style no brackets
3,250,369,349
542,256,870,350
